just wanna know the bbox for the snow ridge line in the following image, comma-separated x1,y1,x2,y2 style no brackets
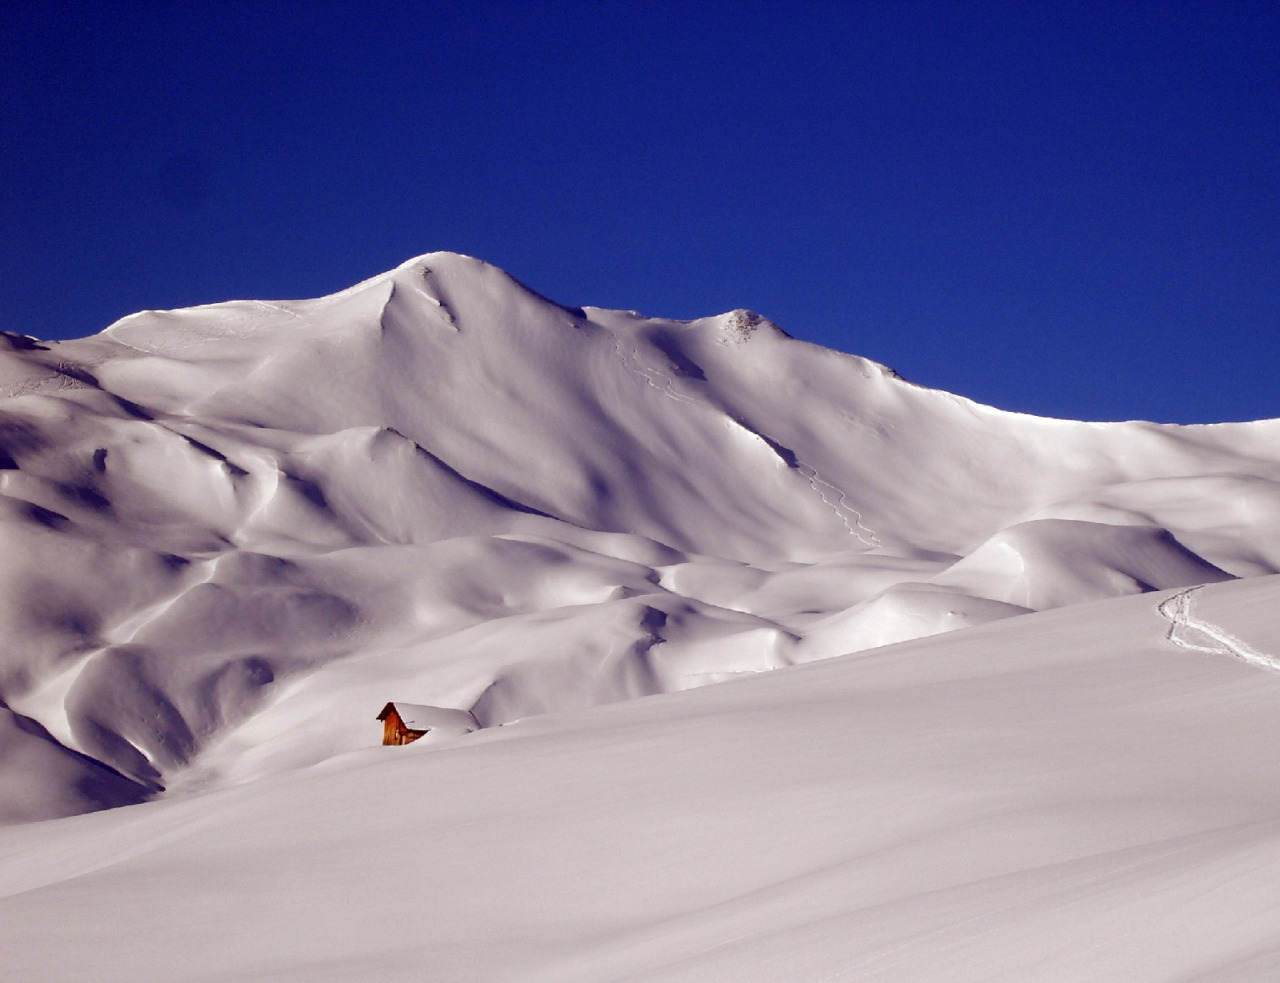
110,556,223,647
1158,585,1280,673
614,339,879,551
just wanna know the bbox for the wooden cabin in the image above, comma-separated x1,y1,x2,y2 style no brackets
377,702,480,746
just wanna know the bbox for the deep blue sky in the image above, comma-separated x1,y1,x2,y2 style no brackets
2,2,1276,422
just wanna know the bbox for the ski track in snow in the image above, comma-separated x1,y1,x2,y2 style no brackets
2,365,94,399
794,461,881,549
1158,585,1280,674
252,300,303,320
615,343,701,407
614,339,880,550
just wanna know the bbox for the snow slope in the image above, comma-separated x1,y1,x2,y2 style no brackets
3,252,1280,978
5,578,1280,982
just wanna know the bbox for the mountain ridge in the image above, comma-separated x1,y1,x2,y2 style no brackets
2,252,1279,821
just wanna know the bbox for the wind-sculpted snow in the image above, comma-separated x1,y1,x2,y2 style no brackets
2,251,1280,821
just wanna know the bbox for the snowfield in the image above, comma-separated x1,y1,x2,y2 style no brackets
3,253,1280,980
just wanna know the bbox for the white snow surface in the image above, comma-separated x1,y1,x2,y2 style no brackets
4,252,1280,979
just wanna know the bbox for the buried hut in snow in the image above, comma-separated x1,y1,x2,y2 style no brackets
377,702,480,746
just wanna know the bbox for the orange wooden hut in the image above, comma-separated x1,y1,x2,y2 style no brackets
377,702,479,746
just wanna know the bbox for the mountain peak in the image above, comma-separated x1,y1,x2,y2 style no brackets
4,255,1280,825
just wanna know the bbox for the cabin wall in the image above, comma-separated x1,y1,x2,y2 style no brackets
382,713,428,746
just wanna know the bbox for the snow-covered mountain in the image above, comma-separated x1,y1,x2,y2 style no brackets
6,254,1280,980
2,251,1278,822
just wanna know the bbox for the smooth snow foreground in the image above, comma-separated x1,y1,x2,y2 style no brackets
3,253,1280,980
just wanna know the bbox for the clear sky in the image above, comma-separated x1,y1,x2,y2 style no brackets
2,1,1276,423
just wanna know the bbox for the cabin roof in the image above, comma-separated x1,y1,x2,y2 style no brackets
377,702,479,735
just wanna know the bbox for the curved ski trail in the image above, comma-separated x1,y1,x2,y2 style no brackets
615,340,879,551
1158,585,1280,674
794,461,880,548
615,343,701,407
